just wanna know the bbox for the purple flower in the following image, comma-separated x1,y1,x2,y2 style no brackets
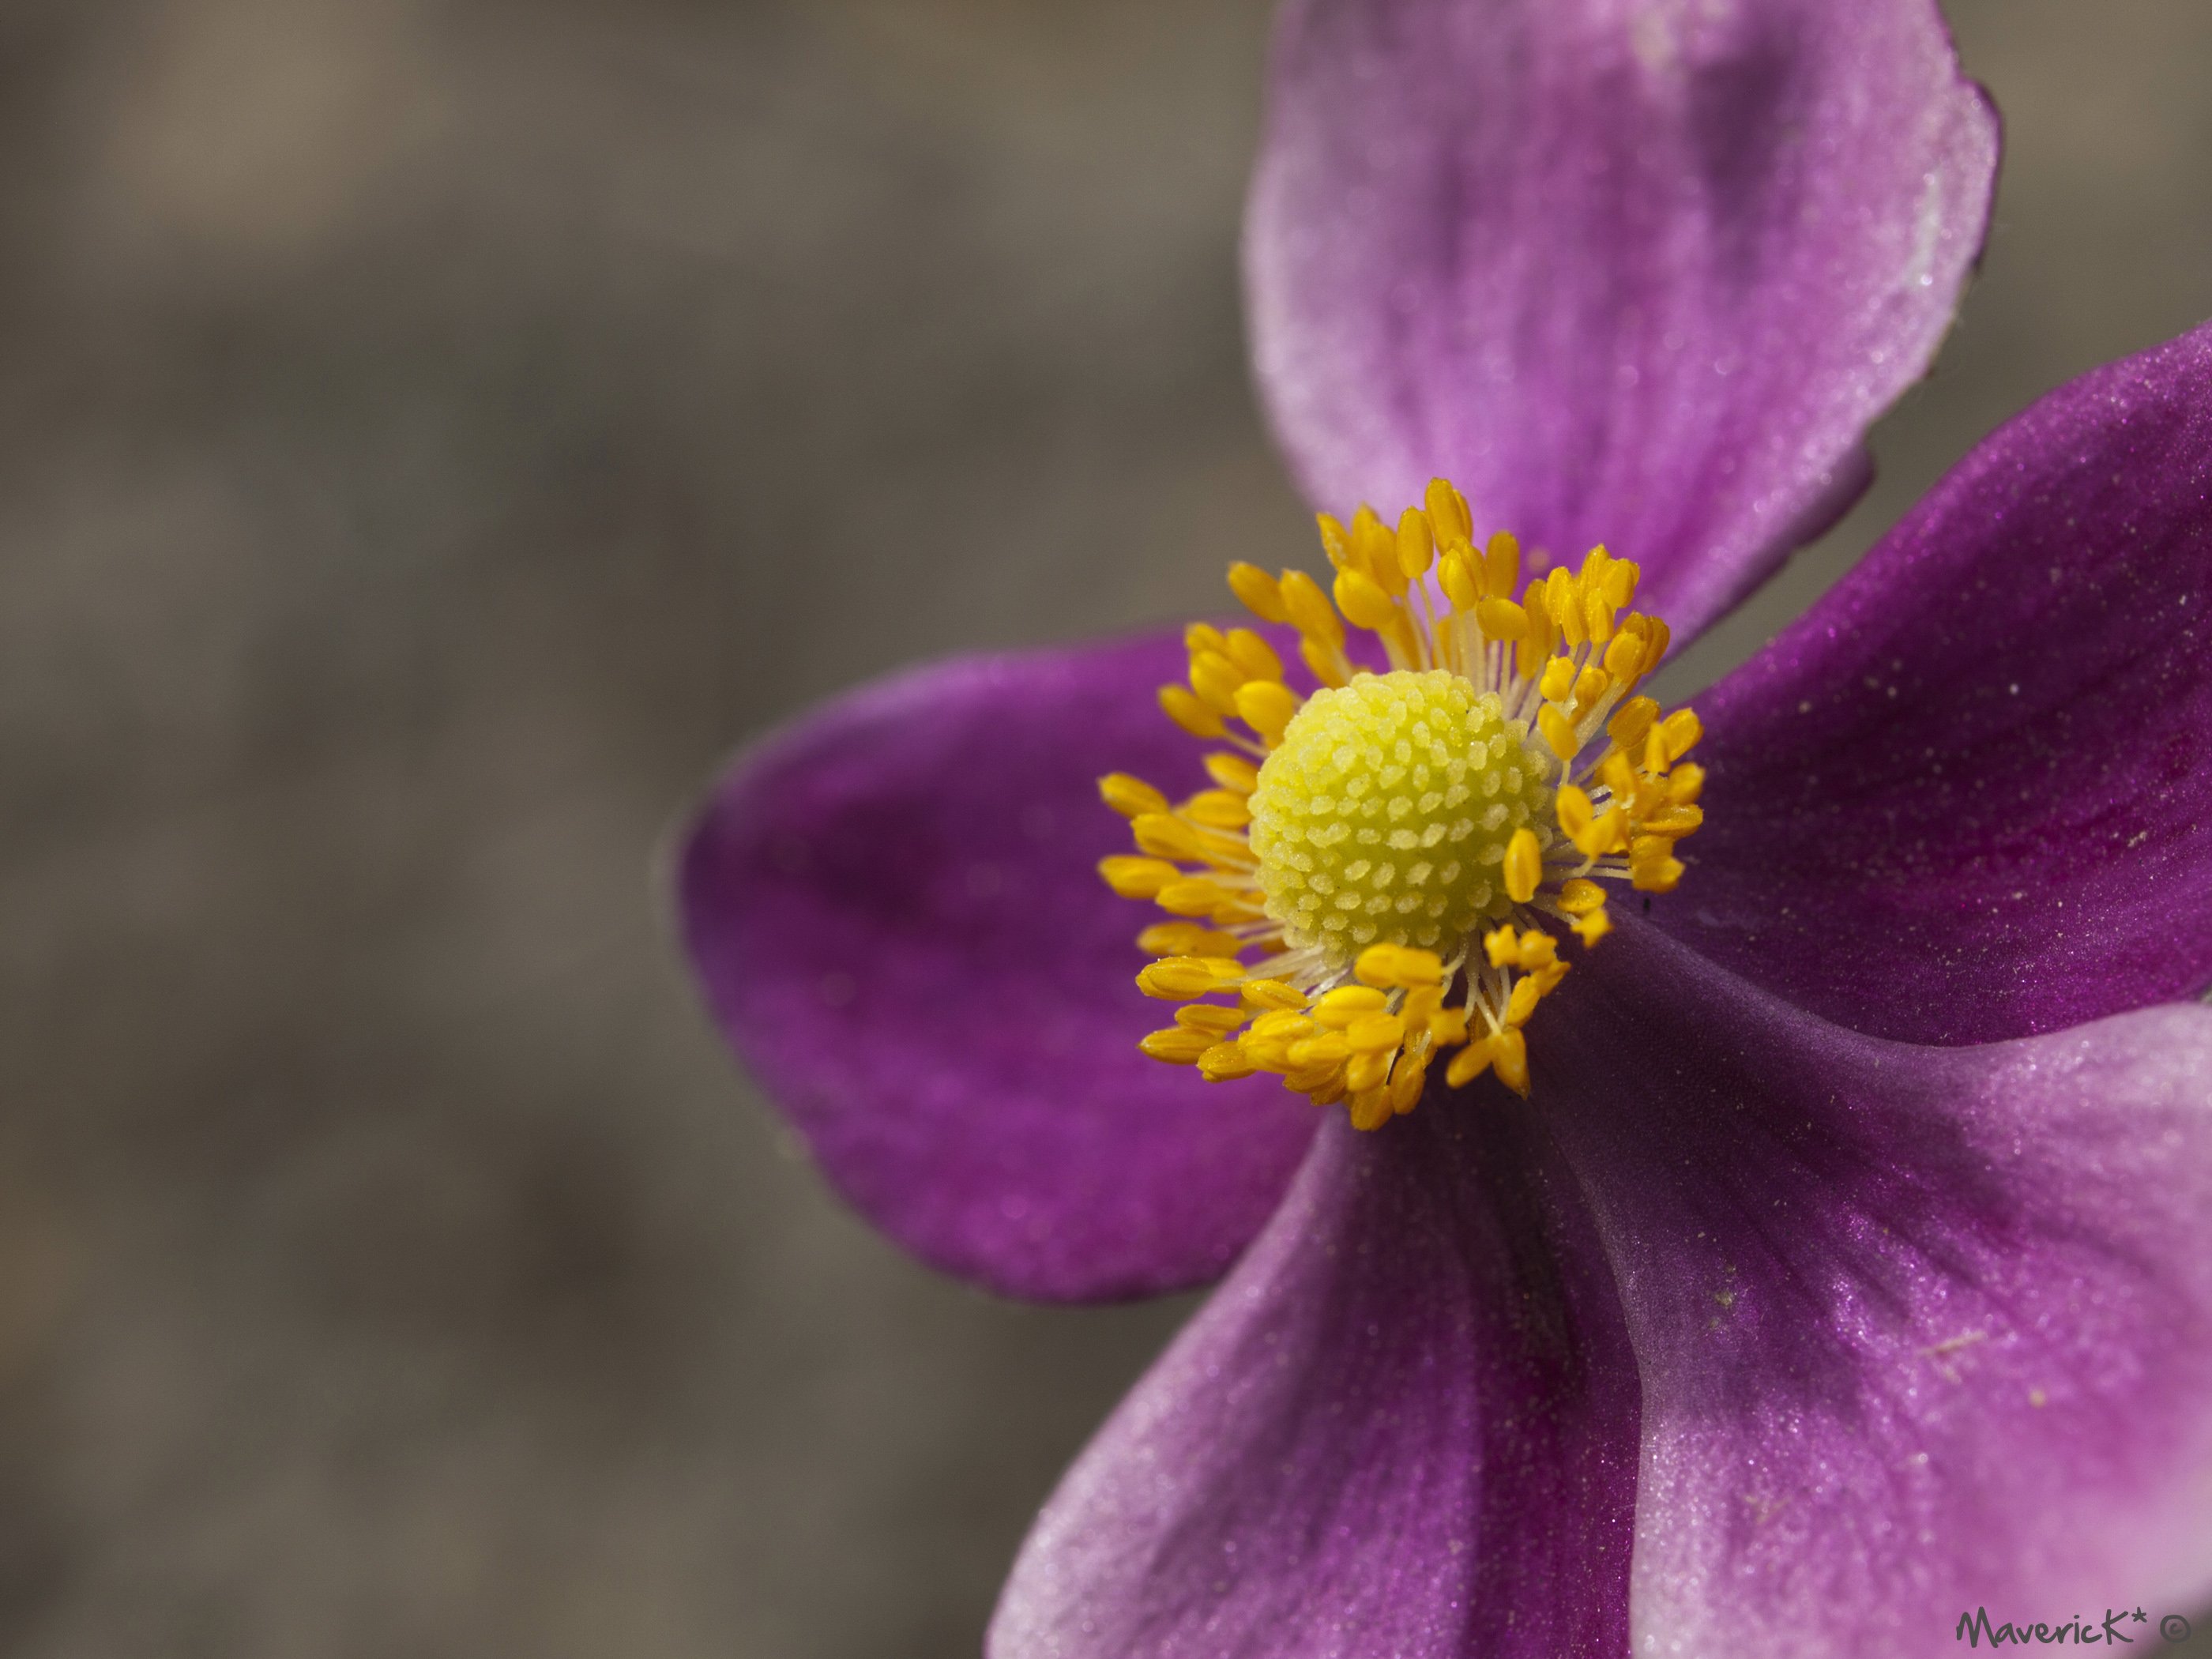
676,0,2212,1652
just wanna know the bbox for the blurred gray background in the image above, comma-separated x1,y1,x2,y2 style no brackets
0,1,2206,1654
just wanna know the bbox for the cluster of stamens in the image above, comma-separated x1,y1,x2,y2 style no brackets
1098,477,1704,1129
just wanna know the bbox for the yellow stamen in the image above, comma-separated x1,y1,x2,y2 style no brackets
1425,479,1471,548
1136,956,1244,999
1099,773,1168,818
1504,976,1544,1028
1224,628,1285,683
1446,1036,1497,1088
1152,877,1238,917
1181,790,1254,830
1642,804,1704,837
1354,942,1446,989
1583,587,1617,645
1346,1051,1392,1095
1345,1011,1408,1054
1313,985,1390,1026
1349,508,1402,594
1570,664,1611,713
1130,813,1207,862
1138,922,1240,957
1205,752,1261,794
1100,856,1179,898
1482,532,1520,601
1159,684,1224,739
1234,680,1300,746
1198,1043,1258,1082
1140,1027,1216,1064
1189,649,1246,715
1492,1029,1529,1096
1439,547,1480,612
1603,630,1646,682
1279,570,1342,645
1333,567,1397,630
1315,514,1351,567
1227,562,1288,623
1660,709,1703,763
1175,1004,1249,1036
1556,784,1596,850
1478,597,1531,641
1537,705,1580,762
1607,696,1658,752
1347,1086,1394,1131
1548,570,1586,648
1288,1032,1351,1066
1300,637,1350,690
1503,829,1542,904
1395,508,1435,582
1556,878,1606,916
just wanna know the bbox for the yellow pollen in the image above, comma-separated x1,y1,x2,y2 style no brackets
1246,671,1548,967
1099,476,1706,1127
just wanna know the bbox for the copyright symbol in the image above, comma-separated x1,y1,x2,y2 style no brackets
2163,1613,2192,1643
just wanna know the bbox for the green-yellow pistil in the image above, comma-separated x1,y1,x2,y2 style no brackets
1247,671,1549,965
1096,475,1706,1127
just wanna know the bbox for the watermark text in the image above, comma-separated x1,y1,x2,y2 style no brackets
1954,1607,2191,1647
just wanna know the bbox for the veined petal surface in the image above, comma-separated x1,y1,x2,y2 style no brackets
679,637,1317,1304
1247,0,1997,639
1677,319,2212,1044
991,1104,1638,1658
1540,923,2212,1657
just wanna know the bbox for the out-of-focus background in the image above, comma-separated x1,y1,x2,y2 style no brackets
0,1,2207,1653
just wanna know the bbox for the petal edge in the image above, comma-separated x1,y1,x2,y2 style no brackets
679,637,1318,1304
1247,0,1998,639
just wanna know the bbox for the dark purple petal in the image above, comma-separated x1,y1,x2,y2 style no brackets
678,636,1317,1304
1673,319,2212,1044
1247,0,1996,639
1538,922,2212,1655
989,1104,1638,1659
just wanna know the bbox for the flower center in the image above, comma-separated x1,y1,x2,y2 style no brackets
1097,476,1706,1127
1247,670,1549,965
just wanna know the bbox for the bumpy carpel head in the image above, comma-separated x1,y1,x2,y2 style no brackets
1247,670,1550,966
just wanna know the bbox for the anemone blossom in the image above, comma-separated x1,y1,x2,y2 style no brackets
678,0,2212,1652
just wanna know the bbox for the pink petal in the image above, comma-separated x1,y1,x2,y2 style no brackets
679,636,1316,1304
1676,318,2212,1043
1540,923,2212,1654
1247,0,1996,639
990,1105,1638,1657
